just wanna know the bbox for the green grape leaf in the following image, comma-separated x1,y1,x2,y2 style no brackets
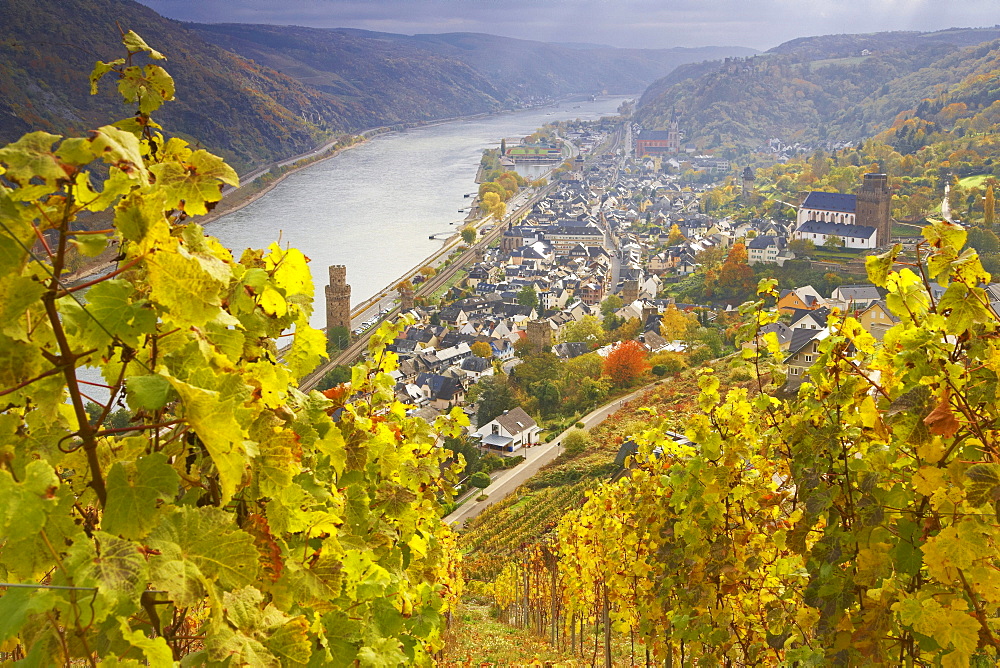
163,374,249,504
70,232,110,257
0,275,45,338
84,278,156,347
89,58,125,94
103,453,180,539
937,282,991,335
125,374,175,411
286,320,327,379
118,64,175,114
0,131,64,186
965,463,1000,507
122,30,166,59
265,617,311,666
865,244,901,288
146,244,227,327
356,637,408,668
0,587,56,643
90,125,149,185
118,618,174,668
148,149,238,216
114,188,169,245
88,532,149,601
148,506,259,605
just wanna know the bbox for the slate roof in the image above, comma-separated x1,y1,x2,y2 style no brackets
797,220,876,239
495,407,537,436
801,192,857,213
785,328,829,360
460,356,491,373
747,235,786,250
553,342,590,359
835,284,882,303
637,130,673,141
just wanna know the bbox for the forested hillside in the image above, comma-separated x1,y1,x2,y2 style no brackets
0,0,753,172
0,0,364,171
637,27,1000,155
193,25,753,107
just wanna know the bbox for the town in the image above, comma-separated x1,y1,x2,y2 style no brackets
310,113,961,511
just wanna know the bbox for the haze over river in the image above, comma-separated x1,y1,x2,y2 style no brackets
209,96,630,329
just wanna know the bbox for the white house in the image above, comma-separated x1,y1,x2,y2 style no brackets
794,220,877,250
473,407,540,454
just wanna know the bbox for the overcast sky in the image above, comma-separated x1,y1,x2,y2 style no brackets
136,0,999,50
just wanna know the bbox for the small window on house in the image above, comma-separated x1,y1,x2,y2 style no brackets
804,355,813,363
492,424,499,435
812,342,819,353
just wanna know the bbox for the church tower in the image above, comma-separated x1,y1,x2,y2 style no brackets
856,173,891,246
325,265,351,332
741,166,756,205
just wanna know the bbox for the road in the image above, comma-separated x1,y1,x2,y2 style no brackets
444,380,657,529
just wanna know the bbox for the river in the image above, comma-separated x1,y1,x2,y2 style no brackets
208,96,631,329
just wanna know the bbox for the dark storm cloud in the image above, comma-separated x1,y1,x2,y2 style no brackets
136,0,1000,49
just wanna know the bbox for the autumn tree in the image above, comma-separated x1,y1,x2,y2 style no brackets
823,234,844,249
419,265,437,277
659,305,698,341
461,226,477,244
667,223,685,245
470,341,493,358
713,241,755,302
603,340,649,387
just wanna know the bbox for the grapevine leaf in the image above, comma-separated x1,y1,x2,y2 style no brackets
89,58,125,94
0,587,56,643
357,637,408,667
118,618,173,668
0,275,45,337
103,453,179,539
865,244,901,288
122,30,166,59
265,617,312,666
146,244,226,327
163,374,249,504
125,374,175,411
0,131,64,185
118,64,175,114
83,278,156,347
114,188,169,245
923,389,960,438
937,282,991,335
90,125,149,185
965,463,1000,507
148,506,259,606
286,319,327,379
148,149,237,216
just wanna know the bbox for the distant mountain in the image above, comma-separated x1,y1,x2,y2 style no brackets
636,27,1000,155
187,24,756,110
0,0,754,172
0,0,365,171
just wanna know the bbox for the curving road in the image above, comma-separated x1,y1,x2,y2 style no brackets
444,380,656,529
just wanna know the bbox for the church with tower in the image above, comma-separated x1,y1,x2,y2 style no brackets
792,173,892,249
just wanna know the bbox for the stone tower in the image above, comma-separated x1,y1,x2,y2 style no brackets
526,319,552,353
621,279,640,303
856,173,891,246
741,166,756,205
325,265,351,332
399,285,415,312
